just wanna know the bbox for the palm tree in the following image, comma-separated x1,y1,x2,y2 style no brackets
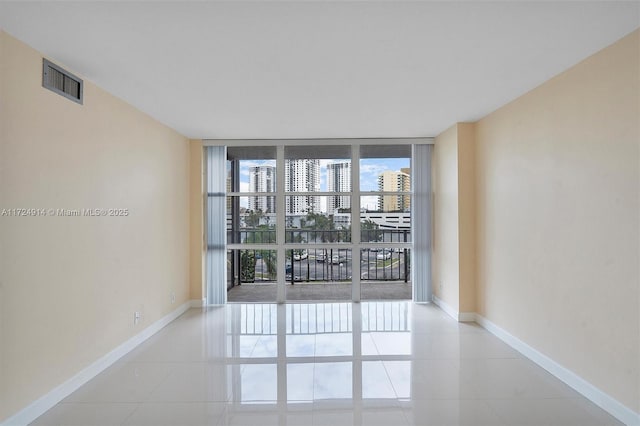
244,209,263,228
361,219,382,242
305,212,337,242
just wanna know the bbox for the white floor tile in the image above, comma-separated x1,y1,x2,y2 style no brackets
426,332,522,359
362,361,397,399
30,302,621,426
288,363,315,401
369,332,413,356
147,363,234,402
122,402,226,426
31,403,137,426
313,407,410,426
314,362,352,400
486,398,624,426
360,407,411,426
387,358,477,400
315,333,353,356
251,335,279,358
360,333,379,356
287,334,316,357
312,408,354,426
402,399,506,426
456,358,580,399
219,404,314,426
237,363,279,402
64,363,172,403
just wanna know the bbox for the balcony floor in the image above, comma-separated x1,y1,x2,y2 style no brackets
228,282,412,302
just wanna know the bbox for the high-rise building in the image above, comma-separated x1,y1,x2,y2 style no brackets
226,167,233,213
285,159,320,214
326,162,351,214
248,165,276,213
378,170,410,212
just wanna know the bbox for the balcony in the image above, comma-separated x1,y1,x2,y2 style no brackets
226,228,412,302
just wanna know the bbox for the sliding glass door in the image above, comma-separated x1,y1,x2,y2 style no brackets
205,140,432,304
283,145,353,301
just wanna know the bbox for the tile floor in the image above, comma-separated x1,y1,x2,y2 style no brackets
31,302,622,426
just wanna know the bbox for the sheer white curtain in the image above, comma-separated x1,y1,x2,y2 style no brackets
412,144,433,302
205,146,227,305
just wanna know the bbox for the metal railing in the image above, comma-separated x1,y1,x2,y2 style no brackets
224,228,412,286
229,247,411,284
225,228,411,245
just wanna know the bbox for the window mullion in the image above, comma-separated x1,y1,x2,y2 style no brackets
351,145,361,302
276,145,286,303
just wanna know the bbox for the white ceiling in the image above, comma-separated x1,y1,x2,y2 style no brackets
0,1,638,139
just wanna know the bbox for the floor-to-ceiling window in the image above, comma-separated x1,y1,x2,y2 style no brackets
206,139,432,304
225,146,278,302
283,145,353,301
359,145,412,301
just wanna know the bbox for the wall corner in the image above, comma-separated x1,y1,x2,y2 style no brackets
189,139,204,301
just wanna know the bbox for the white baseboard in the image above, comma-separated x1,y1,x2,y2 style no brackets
475,314,640,426
2,300,195,426
190,298,205,308
457,311,477,322
432,295,458,320
432,295,475,323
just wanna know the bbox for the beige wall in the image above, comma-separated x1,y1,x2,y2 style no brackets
0,31,191,421
433,123,476,314
456,124,476,313
189,140,204,301
433,125,460,311
474,30,639,411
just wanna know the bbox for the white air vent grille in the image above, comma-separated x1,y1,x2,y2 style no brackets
42,59,83,104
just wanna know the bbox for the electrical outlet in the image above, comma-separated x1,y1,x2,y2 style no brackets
170,291,176,304
134,311,141,325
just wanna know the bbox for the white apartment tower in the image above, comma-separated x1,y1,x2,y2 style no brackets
285,159,320,214
326,162,351,214
248,165,276,213
378,170,411,212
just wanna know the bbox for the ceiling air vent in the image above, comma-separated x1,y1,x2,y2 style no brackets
42,58,83,105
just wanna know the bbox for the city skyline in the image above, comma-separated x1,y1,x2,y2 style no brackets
235,158,410,213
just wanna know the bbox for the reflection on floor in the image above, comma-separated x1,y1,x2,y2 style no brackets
32,302,621,426
228,283,412,302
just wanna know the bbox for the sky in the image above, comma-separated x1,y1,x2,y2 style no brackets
233,158,410,211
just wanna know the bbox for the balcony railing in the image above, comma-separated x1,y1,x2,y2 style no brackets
225,229,411,285
225,228,410,245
